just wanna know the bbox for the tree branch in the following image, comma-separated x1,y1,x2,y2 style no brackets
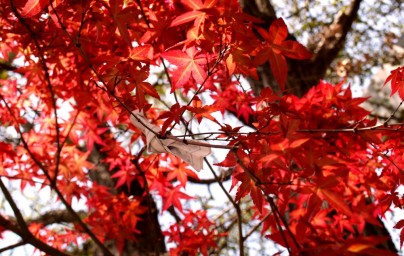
0,178,29,233
27,210,86,226
239,0,277,28
187,169,232,184
0,62,17,71
0,215,69,256
0,241,26,254
3,209,87,230
288,0,363,95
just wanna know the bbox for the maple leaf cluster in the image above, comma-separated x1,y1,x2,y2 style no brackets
0,0,403,255
164,210,226,255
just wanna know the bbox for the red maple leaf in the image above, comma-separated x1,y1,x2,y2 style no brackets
20,0,62,18
162,185,194,213
254,18,312,89
161,47,207,92
393,219,404,249
165,155,199,188
110,167,137,189
129,45,154,61
109,0,138,46
185,96,217,123
135,80,160,108
232,172,264,212
170,0,218,29
384,66,404,100
158,103,184,133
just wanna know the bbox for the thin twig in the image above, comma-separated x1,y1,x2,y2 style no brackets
384,100,403,125
358,133,404,174
204,159,245,256
243,212,271,240
267,197,291,254
298,122,404,133
0,241,26,253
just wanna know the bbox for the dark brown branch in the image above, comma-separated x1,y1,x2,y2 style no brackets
167,206,181,223
289,0,363,95
0,62,17,71
0,215,69,256
27,210,86,226
132,147,166,255
243,212,271,240
0,241,26,253
188,169,232,184
0,179,30,233
300,0,362,90
239,0,277,28
4,209,86,234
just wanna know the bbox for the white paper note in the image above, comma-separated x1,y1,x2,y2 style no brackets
130,110,211,171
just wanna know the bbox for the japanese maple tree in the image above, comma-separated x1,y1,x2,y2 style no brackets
0,0,403,255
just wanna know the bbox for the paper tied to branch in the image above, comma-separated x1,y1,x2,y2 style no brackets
130,110,211,171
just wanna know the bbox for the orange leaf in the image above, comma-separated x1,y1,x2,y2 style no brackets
346,236,392,253
259,154,278,165
21,0,61,18
21,0,47,17
289,138,310,149
170,0,218,28
129,45,154,61
170,11,203,27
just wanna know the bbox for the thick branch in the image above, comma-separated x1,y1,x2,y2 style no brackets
239,0,276,28
0,62,17,71
293,0,363,94
0,178,29,232
0,215,69,256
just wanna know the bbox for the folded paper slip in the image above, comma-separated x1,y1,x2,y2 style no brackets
130,110,211,171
